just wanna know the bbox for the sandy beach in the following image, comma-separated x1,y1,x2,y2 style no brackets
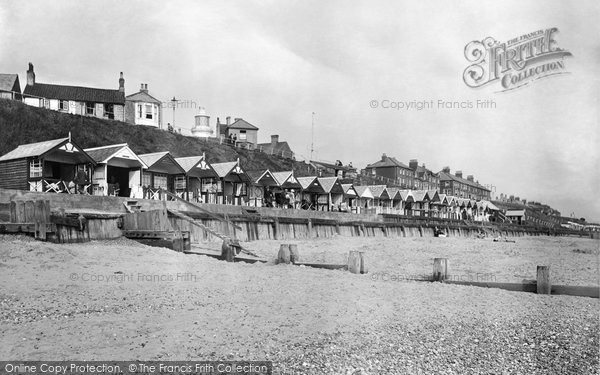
1,234,598,374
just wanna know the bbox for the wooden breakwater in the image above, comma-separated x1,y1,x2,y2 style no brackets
0,188,589,243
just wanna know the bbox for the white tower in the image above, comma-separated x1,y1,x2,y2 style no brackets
191,107,213,138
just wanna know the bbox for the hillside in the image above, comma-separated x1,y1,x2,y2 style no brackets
0,99,309,173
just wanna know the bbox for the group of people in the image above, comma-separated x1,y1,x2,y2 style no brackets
263,188,297,209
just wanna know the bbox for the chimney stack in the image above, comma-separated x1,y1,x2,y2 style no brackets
467,175,474,182
442,166,450,173
226,116,231,125
271,134,279,146
455,170,463,178
140,83,148,93
119,72,124,93
381,153,387,161
409,159,418,170
27,63,35,86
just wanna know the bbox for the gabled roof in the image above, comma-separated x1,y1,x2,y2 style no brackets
438,171,490,192
354,186,374,199
437,193,447,205
0,74,20,92
368,185,390,199
174,154,217,178
318,177,344,194
399,190,414,203
366,156,409,169
386,187,401,200
251,169,279,186
125,90,161,104
341,184,358,196
139,151,185,174
24,83,125,104
0,136,95,165
427,190,440,202
84,143,147,168
211,159,251,181
227,118,259,130
297,176,324,192
411,190,429,202
272,171,302,189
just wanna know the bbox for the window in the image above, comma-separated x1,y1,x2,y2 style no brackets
29,159,42,178
86,102,95,115
175,176,186,190
153,174,167,189
59,100,68,111
239,130,247,141
137,104,143,118
104,103,114,119
43,99,50,108
145,104,153,119
142,172,152,187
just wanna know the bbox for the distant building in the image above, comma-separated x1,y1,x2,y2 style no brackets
257,135,294,158
409,159,439,191
364,154,414,188
125,83,162,127
22,63,125,121
310,160,357,179
0,74,21,100
217,117,259,145
438,167,491,200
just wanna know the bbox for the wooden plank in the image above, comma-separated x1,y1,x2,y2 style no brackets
16,201,25,224
294,262,347,270
0,223,56,234
35,200,46,240
537,266,551,294
9,201,16,223
24,201,35,223
552,285,599,298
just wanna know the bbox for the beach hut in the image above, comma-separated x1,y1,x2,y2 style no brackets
318,177,345,211
386,187,404,214
272,170,302,208
211,159,251,205
399,190,415,215
174,153,219,202
297,176,324,210
247,169,280,207
341,184,360,213
432,193,449,218
84,143,147,197
138,151,186,200
353,186,375,213
368,185,391,214
411,190,431,216
0,135,95,193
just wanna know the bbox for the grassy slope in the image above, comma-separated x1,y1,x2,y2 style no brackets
0,99,310,172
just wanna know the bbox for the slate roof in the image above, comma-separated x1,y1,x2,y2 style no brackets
227,118,259,130
386,187,401,200
257,141,292,156
368,185,389,199
23,82,125,104
139,151,184,174
341,184,357,196
125,90,161,104
438,171,490,191
366,156,409,169
211,161,239,178
174,156,205,173
0,138,68,161
318,177,343,194
399,190,414,202
297,176,320,190
353,186,374,199
0,74,19,92
84,144,128,163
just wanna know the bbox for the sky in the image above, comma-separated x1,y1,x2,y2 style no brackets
0,0,598,221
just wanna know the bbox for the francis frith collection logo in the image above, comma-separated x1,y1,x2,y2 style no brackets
463,28,572,91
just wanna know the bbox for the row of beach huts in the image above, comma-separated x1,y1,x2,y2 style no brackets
0,135,500,221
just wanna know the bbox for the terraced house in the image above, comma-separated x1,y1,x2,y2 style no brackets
364,154,415,188
22,63,125,121
409,159,439,191
438,167,491,200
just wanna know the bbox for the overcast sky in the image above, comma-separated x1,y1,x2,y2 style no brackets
1,0,598,221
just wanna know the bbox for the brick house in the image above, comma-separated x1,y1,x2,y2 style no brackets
364,154,414,188
22,63,125,121
438,167,491,200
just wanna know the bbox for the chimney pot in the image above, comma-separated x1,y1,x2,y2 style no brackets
118,72,125,93
467,175,474,181
455,170,463,178
27,62,36,86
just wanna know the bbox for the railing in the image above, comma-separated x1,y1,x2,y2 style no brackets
29,178,91,195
